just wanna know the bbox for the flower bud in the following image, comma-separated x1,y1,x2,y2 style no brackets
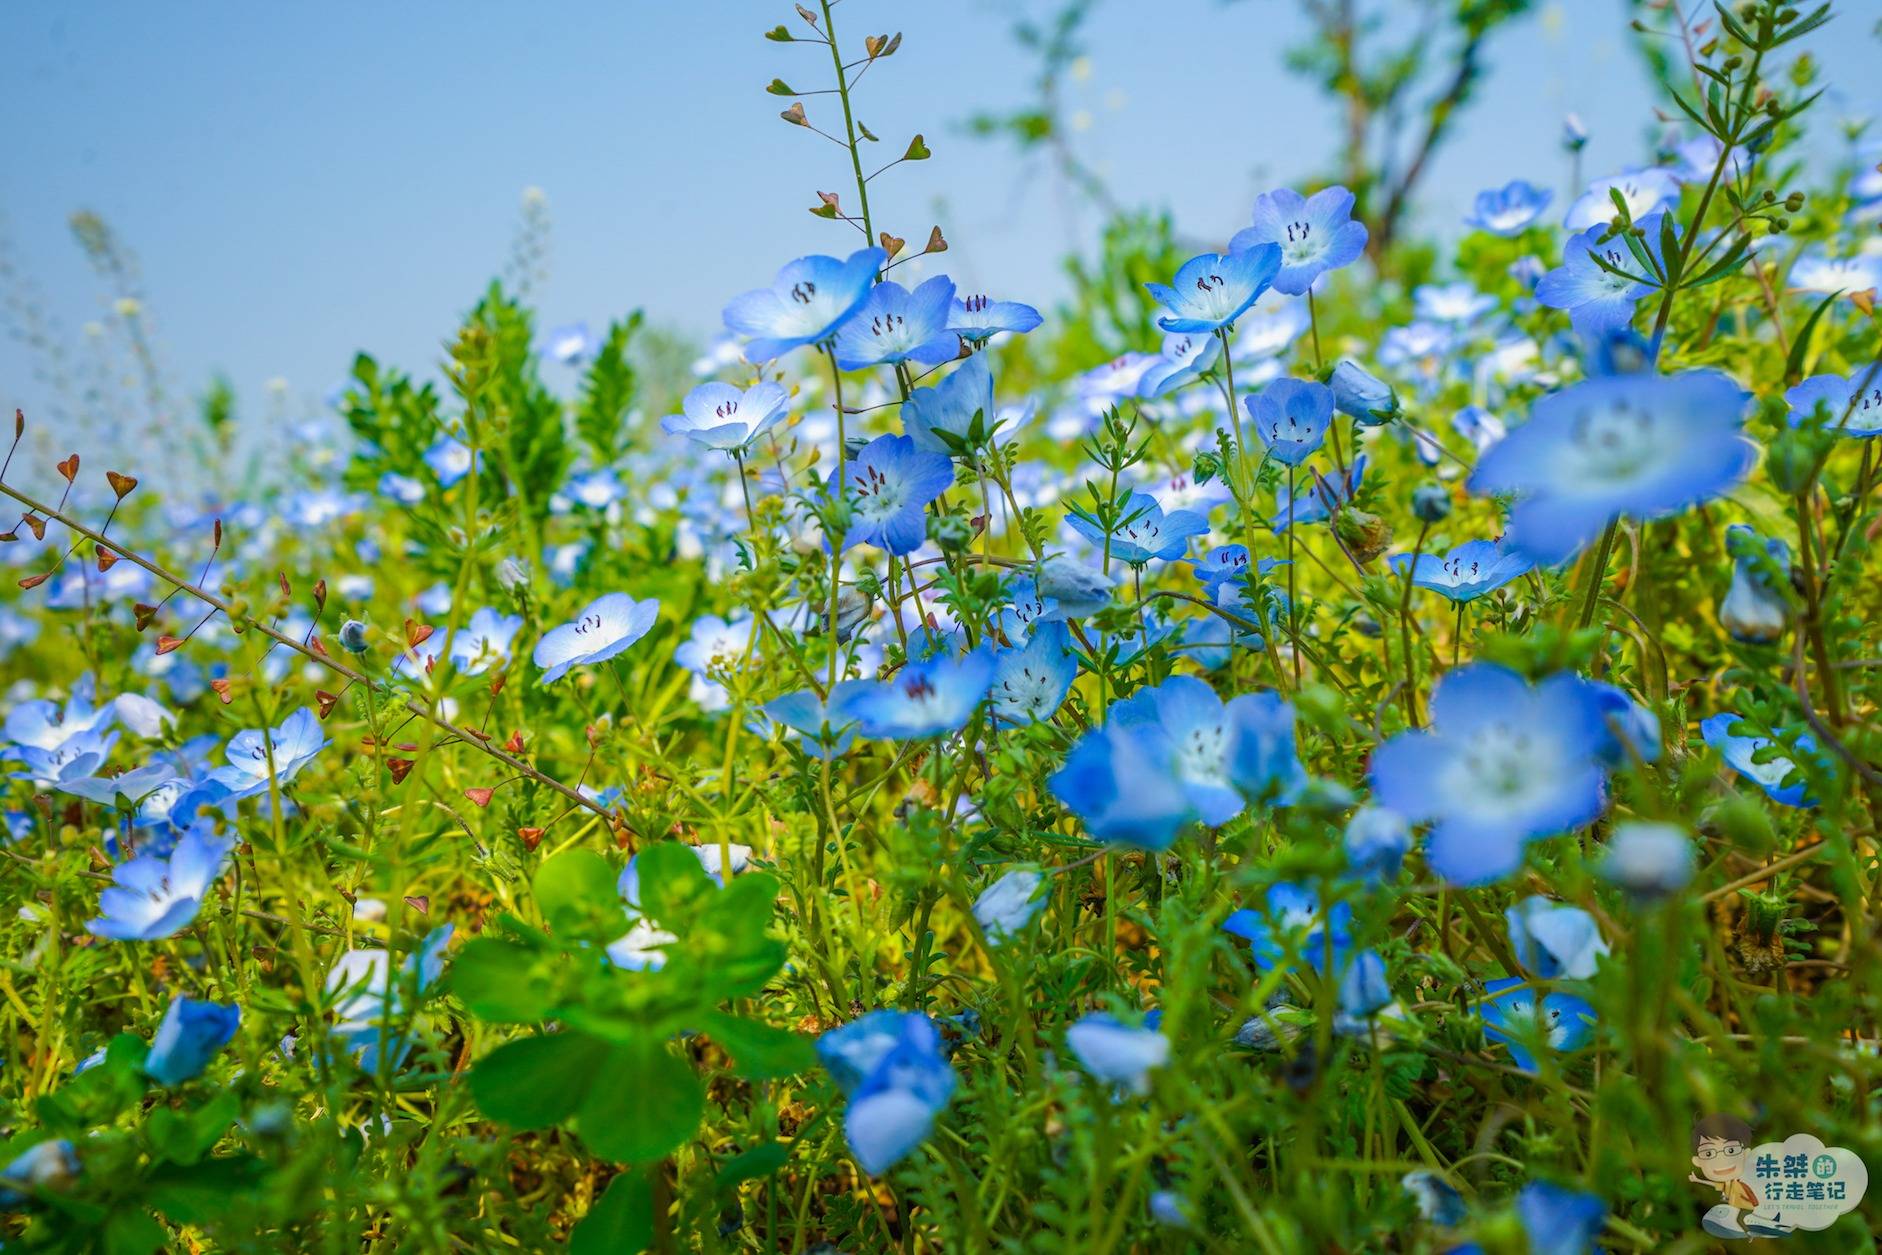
1719,523,1791,644
1327,361,1399,425
1411,484,1451,523
1762,426,1824,494
928,512,972,552
496,557,529,592
339,619,370,654
1334,508,1393,564
1600,821,1695,898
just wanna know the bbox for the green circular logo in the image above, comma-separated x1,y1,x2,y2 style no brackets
1812,1153,1837,1180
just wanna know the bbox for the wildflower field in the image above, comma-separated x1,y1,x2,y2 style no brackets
3,1,1882,1250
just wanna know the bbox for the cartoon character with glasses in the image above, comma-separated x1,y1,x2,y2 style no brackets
1691,1113,1793,1240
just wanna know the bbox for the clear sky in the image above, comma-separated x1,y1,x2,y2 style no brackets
3,1,1877,437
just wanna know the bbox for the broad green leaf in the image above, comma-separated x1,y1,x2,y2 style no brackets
448,937,558,1022
470,1032,610,1129
715,1141,790,1189
571,1169,654,1255
635,842,714,929
533,848,622,940
700,1012,816,1080
576,1037,704,1163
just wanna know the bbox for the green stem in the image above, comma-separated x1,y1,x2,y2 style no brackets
818,0,874,244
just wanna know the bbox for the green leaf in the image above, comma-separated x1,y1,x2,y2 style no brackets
147,1089,239,1166
470,1032,610,1128
903,134,931,161
763,24,793,41
534,848,622,940
715,1141,791,1189
448,937,556,1022
1785,289,1842,386
571,1169,654,1255
700,1012,816,1080
577,1037,704,1163
765,78,795,96
103,1208,166,1255
635,842,714,929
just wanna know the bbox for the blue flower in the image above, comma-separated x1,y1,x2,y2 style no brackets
1231,186,1369,295
1469,371,1755,566
208,708,328,800
1067,491,1209,565
1464,179,1553,236
835,649,995,740
1338,949,1394,1020
842,433,955,556
1273,457,1364,531
1137,331,1222,398
1065,1013,1169,1095
1563,166,1679,229
444,608,524,675
660,381,790,454
990,621,1077,725
1247,378,1335,467
1789,248,1882,299
1144,246,1283,334
1108,677,1306,827
1186,545,1274,600
817,1011,955,1175
145,995,241,1086
1033,556,1117,619
1343,806,1410,883
543,321,596,365
1784,367,1882,438
1505,896,1609,980
1414,282,1496,325
1601,821,1695,898
533,593,660,684
56,761,178,809
378,472,425,505
1402,1170,1468,1226
1700,713,1818,808
424,436,475,487
1369,666,1611,886
1535,218,1666,336
833,275,960,370
6,675,113,751
326,925,453,1071
763,683,870,760
1327,361,1399,425
1515,1182,1606,1255
901,353,1000,457
1224,882,1353,972
1,1139,80,1198
947,292,1042,343
1389,539,1533,603
1048,721,1198,850
973,869,1046,944
1481,979,1596,1074
1718,524,1791,644
86,825,234,941
722,247,887,362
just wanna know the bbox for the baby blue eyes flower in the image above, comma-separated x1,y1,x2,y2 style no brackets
1788,247,1882,299
87,825,235,941
1223,882,1352,972
1505,896,1609,980
1231,185,1369,295
1137,331,1222,398
1067,491,1209,565
762,682,867,760
378,472,425,505
1700,713,1818,808
327,925,453,1070
1066,1014,1169,1096
841,433,955,556
446,608,524,675
1402,1170,1468,1227
972,868,1046,944
209,708,329,800
1337,949,1394,1020
1534,217,1666,337
1784,366,1882,438
1718,524,1791,644
1247,378,1335,466
660,381,790,454
1273,457,1364,531
1413,282,1495,325
834,274,961,370
1515,1182,1606,1255
542,321,595,365
1343,805,1410,883
1188,545,1279,600
835,649,995,740
424,436,474,487
901,352,999,457
1047,721,1200,850
1600,821,1695,898
144,995,241,1086
991,621,1077,724
1034,556,1117,619
1389,538,1534,603
1480,979,1595,1074
1562,166,1680,230
1369,665,1611,886
7,675,113,751
1143,245,1283,334
1,1139,81,1198
533,593,660,684
1326,361,1399,425
1111,676,1306,827
1464,179,1554,236
1469,370,1755,566
817,1011,955,1175
722,246,888,362
947,292,1042,343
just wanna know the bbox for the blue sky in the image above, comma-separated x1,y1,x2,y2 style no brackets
3,1,1876,432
